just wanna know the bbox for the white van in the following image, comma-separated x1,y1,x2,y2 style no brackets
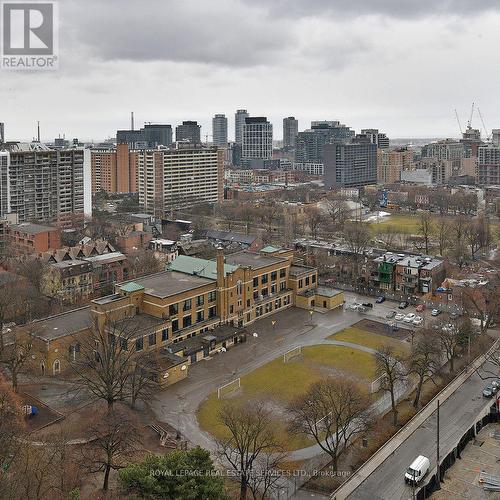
404,455,430,485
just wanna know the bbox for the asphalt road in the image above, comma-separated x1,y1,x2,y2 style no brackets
347,362,498,500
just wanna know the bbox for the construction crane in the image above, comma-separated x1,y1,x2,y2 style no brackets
454,109,463,135
467,102,475,128
477,108,491,141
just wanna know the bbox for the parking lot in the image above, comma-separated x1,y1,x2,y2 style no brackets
342,291,457,331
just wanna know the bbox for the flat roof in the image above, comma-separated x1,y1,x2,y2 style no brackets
84,252,126,264
131,269,214,298
9,223,59,235
20,307,91,341
225,251,287,270
289,265,316,277
315,286,343,298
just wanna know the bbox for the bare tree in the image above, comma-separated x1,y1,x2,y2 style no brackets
436,322,465,373
216,401,282,500
374,346,406,426
461,277,500,334
417,212,433,254
81,407,139,491
306,206,324,239
342,222,372,282
128,363,155,410
0,329,34,391
288,377,371,471
247,449,289,500
434,218,450,256
69,318,149,409
131,249,163,278
0,376,24,483
407,334,441,409
324,195,349,229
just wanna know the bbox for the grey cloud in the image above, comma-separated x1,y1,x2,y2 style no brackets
243,0,500,19
62,0,291,67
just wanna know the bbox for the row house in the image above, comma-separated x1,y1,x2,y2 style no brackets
371,251,446,296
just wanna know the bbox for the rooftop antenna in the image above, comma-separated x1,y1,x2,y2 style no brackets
37,121,40,142
131,112,134,131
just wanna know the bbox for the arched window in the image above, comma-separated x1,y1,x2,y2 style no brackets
236,280,242,296
53,359,61,375
40,362,45,375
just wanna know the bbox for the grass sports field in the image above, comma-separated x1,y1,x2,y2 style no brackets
329,326,410,356
197,345,377,450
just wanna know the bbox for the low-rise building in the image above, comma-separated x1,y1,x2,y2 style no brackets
371,251,446,295
5,223,61,253
18,247,343,383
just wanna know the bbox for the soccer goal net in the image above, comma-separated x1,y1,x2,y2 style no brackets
370,374,386,394
283,346,302,363
217,378,241,399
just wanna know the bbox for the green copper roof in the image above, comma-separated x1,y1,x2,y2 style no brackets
168,255,238,280
120,282,145,293
260,245,281,253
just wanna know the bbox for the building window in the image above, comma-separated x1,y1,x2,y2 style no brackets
271,271,277,281
53,359,60,375
261,288,268,297
135,337,144,351
169,303,178,316
261,274,268,284
312,275,316,283
120,338,128,350
265,302,272,313
196,295,204,306
280,281,286,291
148,332,156,346
256,306,263,317
246,313,251,322
230,305,234,314
271,284,276,294
172,319,179,332
197,310,204,323
280,268,286,278
208,291,216,302
161,328,168,342
253,290,259,299
183,315,192,328
209,306,216,318
253,277,258,287
183,299,192,312
306,276,310,286
299,279,303,288
236,280,242,295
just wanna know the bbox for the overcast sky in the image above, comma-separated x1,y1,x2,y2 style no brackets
2,0,500,142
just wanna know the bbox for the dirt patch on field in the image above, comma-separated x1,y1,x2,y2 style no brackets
355,319,411,340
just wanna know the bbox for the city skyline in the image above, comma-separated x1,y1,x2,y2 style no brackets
2,0,500,141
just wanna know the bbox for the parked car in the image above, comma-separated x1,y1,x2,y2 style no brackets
450,312,459,320
395,313,405,321
404,313,416,323
416,304,426,313
431,309,442,316
492,380,500,390
399,301,409,309
349,303,360,311
358,305,367,313
362,302,373,308
405,455,430,485
413,316,423,326
386,311,396,319
483,385,495,398
376,296,386,303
